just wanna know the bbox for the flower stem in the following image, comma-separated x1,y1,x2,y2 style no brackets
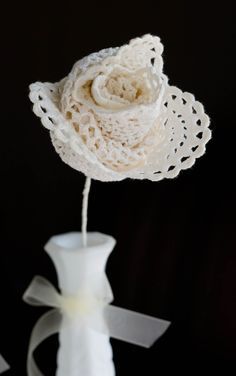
82,177,91,247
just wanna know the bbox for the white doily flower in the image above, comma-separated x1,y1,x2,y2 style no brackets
29,34,211,182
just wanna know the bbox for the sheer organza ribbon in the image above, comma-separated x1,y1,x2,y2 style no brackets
0,354,9,374
23,276,170,376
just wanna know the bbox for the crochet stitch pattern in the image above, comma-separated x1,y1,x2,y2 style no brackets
29,35,211,181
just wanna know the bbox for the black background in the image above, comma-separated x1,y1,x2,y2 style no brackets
1,1,235,375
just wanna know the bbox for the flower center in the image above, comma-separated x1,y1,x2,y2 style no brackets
105,75,143,102
91,68,159,110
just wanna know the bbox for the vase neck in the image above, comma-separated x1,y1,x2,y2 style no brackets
45,232,116,296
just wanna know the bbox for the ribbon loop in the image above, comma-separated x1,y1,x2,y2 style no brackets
27,309,62,376
23,276,62,308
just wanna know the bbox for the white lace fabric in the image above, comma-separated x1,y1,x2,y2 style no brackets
29,34,211,182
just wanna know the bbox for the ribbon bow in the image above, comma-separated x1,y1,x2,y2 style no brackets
0,354,10,374
23,276,170,375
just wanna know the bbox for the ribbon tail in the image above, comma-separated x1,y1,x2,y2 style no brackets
0,354,10,374
104,305,171,348
27,309,62,376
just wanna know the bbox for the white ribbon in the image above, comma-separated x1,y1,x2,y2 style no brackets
0,354,10,374
23,276,171,376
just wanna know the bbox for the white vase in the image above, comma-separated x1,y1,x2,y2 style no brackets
45,232,116,376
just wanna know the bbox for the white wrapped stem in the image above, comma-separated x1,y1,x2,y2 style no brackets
82,177,91,247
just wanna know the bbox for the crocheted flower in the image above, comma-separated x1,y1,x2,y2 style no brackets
29,34,211,182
